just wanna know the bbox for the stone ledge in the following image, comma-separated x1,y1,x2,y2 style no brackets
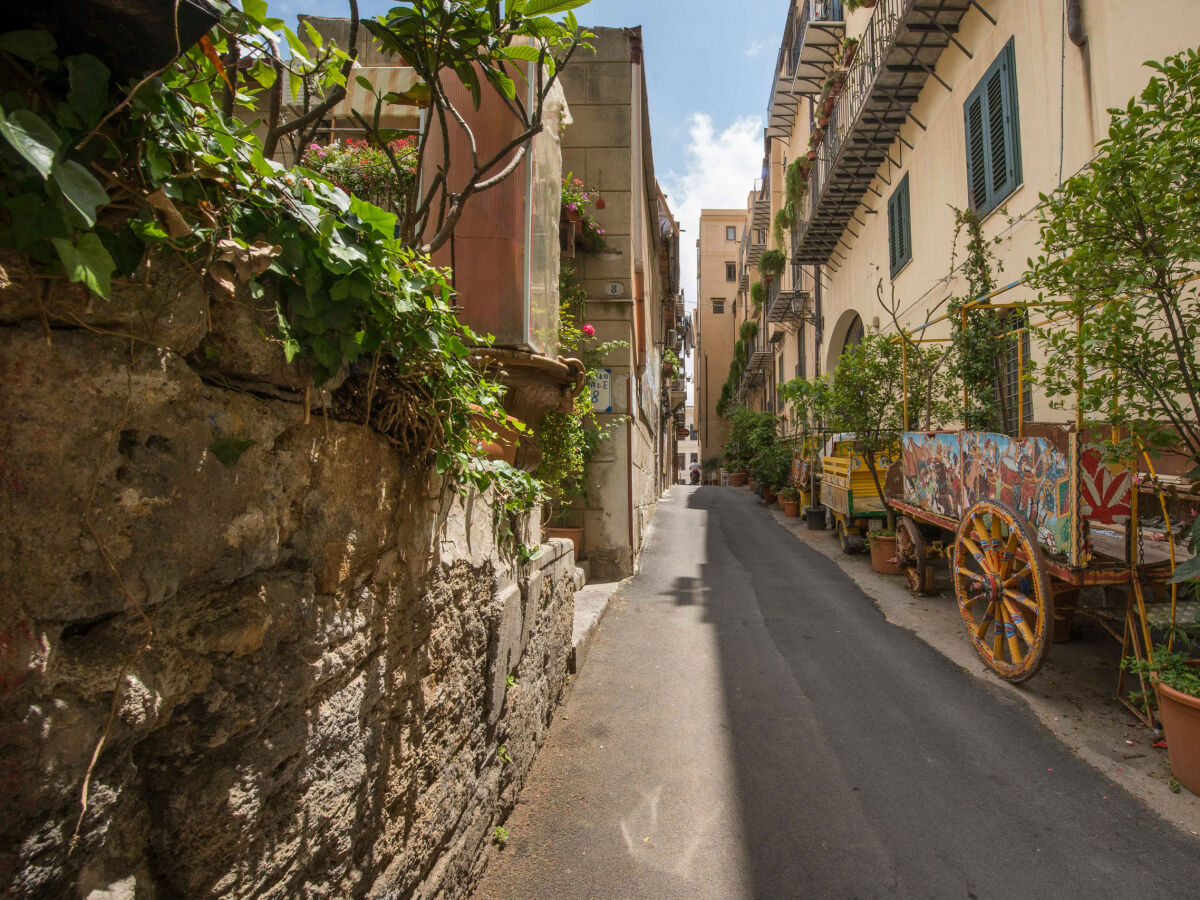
570,580,622,674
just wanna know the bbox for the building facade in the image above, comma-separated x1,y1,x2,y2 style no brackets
694,209,749,464
707,0,1200,442
561,26,682,577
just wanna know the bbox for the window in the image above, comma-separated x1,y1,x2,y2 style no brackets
690,453,698,464
712,299,725,314
964,39,1022,218
726,225,737,241
725,262,737,281
998,318,1033,436
888,173,912,277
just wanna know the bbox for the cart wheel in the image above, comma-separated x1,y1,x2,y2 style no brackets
896,516,934,595
839,524,865,555
952,500,1053,683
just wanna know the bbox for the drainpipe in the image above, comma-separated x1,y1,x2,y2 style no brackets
1067,0,1086,47
630,29,647,374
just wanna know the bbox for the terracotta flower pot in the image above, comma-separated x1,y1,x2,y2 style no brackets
806,149,818,161
728,472,747,487
762,488,776,504
783,499,800,517
545,526,584,560
1154,664,1200,796
869,534,902,575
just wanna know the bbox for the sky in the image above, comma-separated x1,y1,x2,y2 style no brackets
276,0,783,386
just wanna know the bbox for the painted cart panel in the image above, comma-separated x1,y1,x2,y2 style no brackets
823,448,893,521
901,431,1132,567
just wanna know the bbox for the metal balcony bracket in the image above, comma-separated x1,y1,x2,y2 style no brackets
915,8,974,59
906,109,928,131
970,1,998,26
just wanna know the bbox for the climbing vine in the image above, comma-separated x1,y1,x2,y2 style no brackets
946,206,1015,432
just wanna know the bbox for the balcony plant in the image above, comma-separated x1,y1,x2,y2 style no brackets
774,203,796,250
845,0,879,11
300,138,418,213
759,248,787,282
840,35,861,66
562,174,608,255
750,282,766,312
1123,644,1200,795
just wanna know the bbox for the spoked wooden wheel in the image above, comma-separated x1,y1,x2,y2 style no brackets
952,500,1053,683
896,516,934,595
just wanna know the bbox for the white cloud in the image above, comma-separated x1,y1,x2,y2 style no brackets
745,39,764,57
660,112,763,397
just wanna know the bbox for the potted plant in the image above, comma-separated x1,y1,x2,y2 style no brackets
840,35,861,66
846,0,879,10
781,486,801,517
1124,645,1200,795
868,529,902,575
759,249,787,283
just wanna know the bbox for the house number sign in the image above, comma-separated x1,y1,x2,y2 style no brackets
588,368,613,413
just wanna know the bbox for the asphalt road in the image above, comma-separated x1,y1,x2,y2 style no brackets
474,486,1200,899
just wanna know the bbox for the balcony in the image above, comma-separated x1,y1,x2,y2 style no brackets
791,0,848,95
768,0,847,140
766,286,813,325
751,175,771,235
793,0,973,266
669,377,687,411
736,337,773,402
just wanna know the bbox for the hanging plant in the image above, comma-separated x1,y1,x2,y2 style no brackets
750,281,766,309
774,202,796,249
760,248,787,280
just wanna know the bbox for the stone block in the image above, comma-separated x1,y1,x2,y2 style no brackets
562,103,631,150
577,27,634,63
485,583,524,726
583,147,632,191
586,62,633,104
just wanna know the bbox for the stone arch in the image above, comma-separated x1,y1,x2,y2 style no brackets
825,309,865,374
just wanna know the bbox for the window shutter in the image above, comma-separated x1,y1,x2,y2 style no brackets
965,93,987,210
964,39,1021,217
888,174,912,278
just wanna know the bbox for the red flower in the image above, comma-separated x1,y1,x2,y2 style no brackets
582,324,595,336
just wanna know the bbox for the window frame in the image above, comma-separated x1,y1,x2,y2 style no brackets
712,299,725,314
725,225,737,241
887,173,913,278
725,261,737,282
963,38,1022,219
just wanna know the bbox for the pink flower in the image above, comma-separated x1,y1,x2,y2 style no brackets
568,203,579,212
573,178,583,186
582,324,595,336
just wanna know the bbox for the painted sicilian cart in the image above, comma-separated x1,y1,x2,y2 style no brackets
822,435,895,554
887,426,1188,717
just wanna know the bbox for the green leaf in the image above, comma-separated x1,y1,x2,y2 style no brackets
349,196,397,237
209,438,258,468
0,108,61,179
0,30,58,68
1168,554,1200,584
242,0,269,24
1,193,68,250
502,45,543,62
52,159,109,227
523,0,590,14
52,233,116,298
65,55,111,127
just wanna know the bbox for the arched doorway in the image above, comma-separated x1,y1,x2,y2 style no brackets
825,309,865,374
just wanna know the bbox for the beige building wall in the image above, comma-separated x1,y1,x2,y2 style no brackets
561,26,671,578
695,210,748,463
776,0,1200,427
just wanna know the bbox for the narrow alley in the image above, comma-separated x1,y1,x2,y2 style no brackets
476,486,1200,899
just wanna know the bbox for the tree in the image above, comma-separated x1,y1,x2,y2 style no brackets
824,332,902,511
1026,48,1200,582
361,1,593,253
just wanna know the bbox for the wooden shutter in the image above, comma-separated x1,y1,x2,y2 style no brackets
888,174,912,278
963,39,1021,217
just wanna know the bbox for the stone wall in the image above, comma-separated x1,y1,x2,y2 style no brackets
0,252,574,898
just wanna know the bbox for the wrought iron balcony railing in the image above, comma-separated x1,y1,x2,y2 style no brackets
794,0,973,266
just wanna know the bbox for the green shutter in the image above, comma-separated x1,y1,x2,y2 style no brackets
888,173,912,278
963,38,1021,217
